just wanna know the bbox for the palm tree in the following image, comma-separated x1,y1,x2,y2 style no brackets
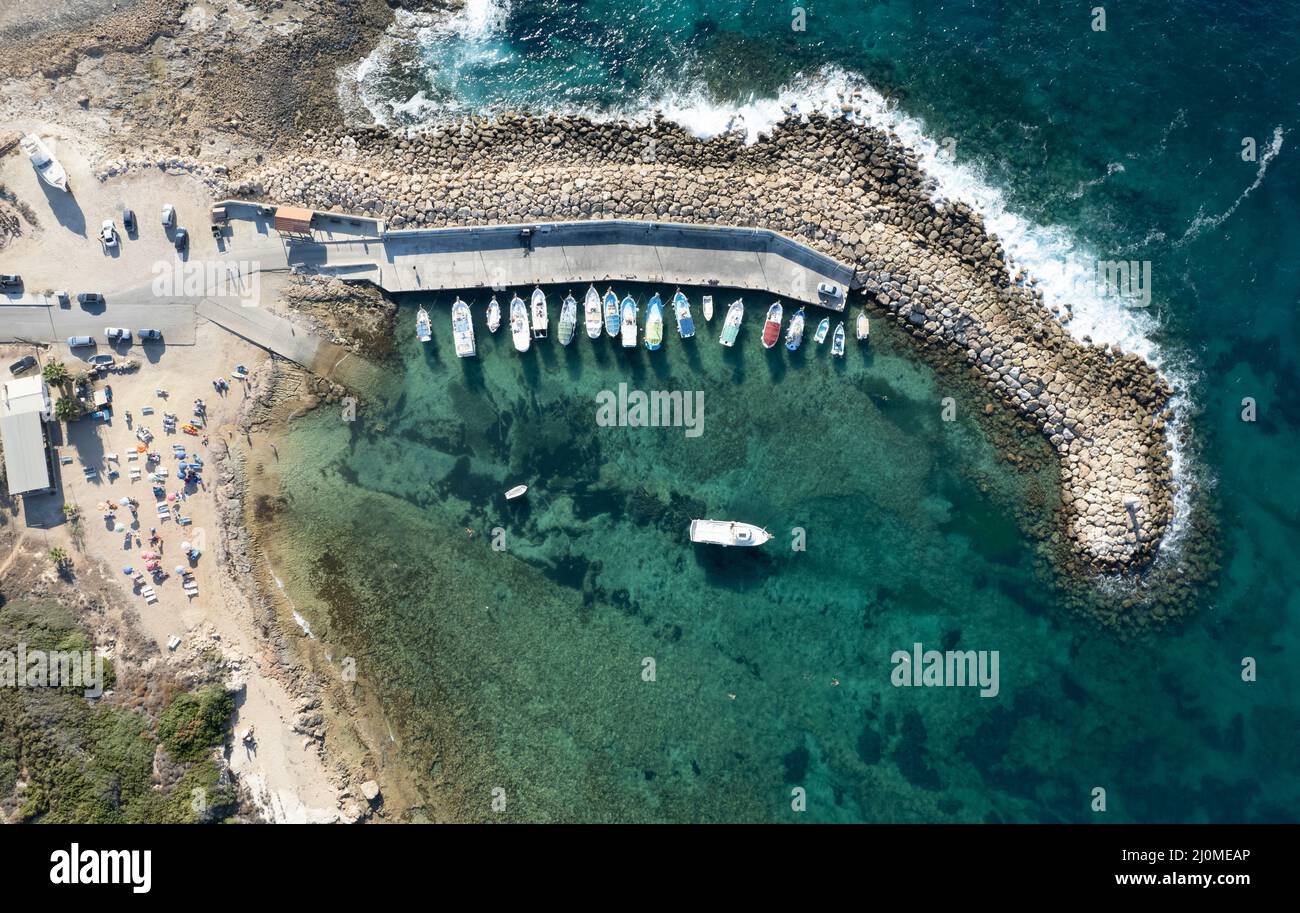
48,547,70,569
54,396,81,422
42,360,69,387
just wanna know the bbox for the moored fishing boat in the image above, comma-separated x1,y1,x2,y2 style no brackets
620,295,638,348
814,317,830,345
603,288,620,337
761,301,783,349
785,307,806,351
856,309,870,342
702,295,714,322
584,285,602,339
689,519,772,547
645,293,664,350
672,289,694,338
415,307,432,343
719,298,744,347
831,321,846,357
451,298,476,357
486,296,501,333
510,295,530,352
20,134,68,192
530,287,548,338
558,293,578,345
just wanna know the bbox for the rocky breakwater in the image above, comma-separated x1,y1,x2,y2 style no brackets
227,113,1177,576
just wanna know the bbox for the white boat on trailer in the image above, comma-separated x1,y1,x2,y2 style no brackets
20,134,68,192
689,519,772,547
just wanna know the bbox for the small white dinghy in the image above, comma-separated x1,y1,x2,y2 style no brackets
505,485,528,500
702,295,714,322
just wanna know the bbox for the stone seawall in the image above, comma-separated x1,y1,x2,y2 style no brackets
228,113,1177,574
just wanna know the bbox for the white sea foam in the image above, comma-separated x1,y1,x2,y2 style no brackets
343,6,1207,564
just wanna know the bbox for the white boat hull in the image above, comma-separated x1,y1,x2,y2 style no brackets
689,519,772,547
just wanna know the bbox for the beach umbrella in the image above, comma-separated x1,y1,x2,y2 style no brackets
114,524,126,533
122,566,133,575
96,502,109,511
167,493,177,502
180,542,191,552
174,565,185,574
119,497,131,506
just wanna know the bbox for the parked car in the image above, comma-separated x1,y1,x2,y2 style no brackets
77,292,105,306
88,354,115,368
161,204,176,228
122,209,136,233
173,227,189,251
817,282,844,300
100,219,118,248
9,355,37,375
67,336,95,348
137,328,163,341
0,274,21,287
105,327,132,343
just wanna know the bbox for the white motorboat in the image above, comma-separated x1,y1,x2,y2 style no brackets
20,134,68,192
584,285,602,339
415,307,432,343
487,296,501,333
505,485,528,500
689,519,772,547
530,287,548,338
451,297,476,357
510,295,530,352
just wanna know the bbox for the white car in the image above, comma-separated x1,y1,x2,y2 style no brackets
817,282,844,300
100,219,118,248
104,327,131,343
161,204,176,228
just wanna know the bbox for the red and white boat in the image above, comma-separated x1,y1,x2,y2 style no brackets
761,301,783,349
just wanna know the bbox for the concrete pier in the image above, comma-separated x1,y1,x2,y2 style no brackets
218,202,857,310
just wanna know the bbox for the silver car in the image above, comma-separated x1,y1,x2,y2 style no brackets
138,328,163,341
104,327,131,343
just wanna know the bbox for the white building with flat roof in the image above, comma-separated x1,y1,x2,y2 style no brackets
1,374,55,496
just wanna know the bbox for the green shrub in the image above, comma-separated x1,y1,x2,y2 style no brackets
157,687,235,762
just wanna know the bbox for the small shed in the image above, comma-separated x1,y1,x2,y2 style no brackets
273,206,314,237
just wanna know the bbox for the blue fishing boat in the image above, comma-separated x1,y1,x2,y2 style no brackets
672,289,694,338
813,317,830,345
645,293,664,350
603,288,620,337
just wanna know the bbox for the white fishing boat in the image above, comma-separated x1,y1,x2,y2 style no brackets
814,317,830,345
558,293,578,346
603,288,620,337
702,295,714,322
510,295,530,352
487,296,501,333
856,309,871,341
19,134,68,192
831,321,846,357
719,299,744,347
530,287,548,338
584,285,602,339
784,307,806,351
689,519,772,547
415,307,432,343
620,295,638,348
505,485,528,500
451,297,476,357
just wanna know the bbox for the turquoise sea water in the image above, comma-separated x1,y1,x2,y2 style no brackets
266,1,1300,821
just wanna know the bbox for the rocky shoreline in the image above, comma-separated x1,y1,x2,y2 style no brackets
227,112,1178,575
